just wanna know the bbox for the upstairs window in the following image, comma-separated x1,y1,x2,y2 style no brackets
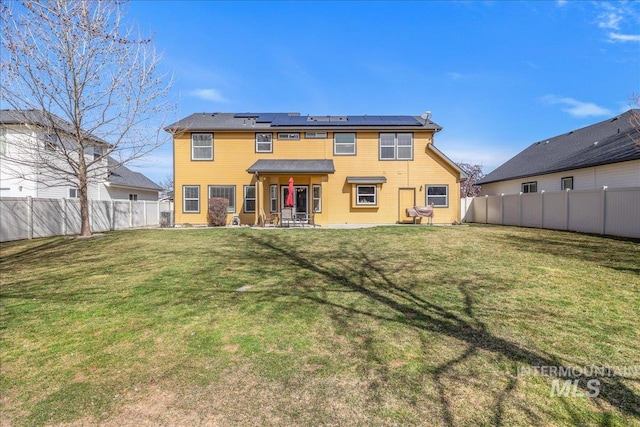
379,133,413,160
191,133,213,160
44,133,59,151
129,194,138,201
0,128,6,155
256,133,273,153
93,146,103,160
334,133,356,155
278,132,299,140
426,185,448,207
68,188,79,199
521,181,537,193
305,132,327,139
561,176,573,190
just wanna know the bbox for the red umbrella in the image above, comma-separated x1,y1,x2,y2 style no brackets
286,177,294,207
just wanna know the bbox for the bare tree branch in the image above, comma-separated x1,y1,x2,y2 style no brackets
1,0,174,236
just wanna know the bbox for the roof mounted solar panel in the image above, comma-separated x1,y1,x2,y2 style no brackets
270,115,422,127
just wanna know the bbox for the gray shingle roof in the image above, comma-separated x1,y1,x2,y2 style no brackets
107,157,163,191
246,159,335,174
166,112,442,132
478,110,640,185
0,109,109,145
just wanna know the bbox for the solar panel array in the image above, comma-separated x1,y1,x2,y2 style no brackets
233,113,422,127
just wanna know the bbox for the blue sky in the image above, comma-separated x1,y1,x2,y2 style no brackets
125,1,640,184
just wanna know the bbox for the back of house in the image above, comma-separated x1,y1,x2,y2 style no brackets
167,112,467,227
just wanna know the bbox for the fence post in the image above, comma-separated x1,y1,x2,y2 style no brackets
143,201,147,226
500,194,505,225
27,196,33,239
565,189,570,231
129,200,133,228
484,195,488,224
110,200,115,231
601,186,607,235
62,198,67,236
518,192,523,227
540,190,545,229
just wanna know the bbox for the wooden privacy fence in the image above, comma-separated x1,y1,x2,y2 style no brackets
0,197,174,242
461,187,640,239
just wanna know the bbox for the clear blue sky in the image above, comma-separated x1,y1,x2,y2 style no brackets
125,1,640,184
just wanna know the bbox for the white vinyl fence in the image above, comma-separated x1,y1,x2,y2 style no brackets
461,187,640,239
0,197,174,242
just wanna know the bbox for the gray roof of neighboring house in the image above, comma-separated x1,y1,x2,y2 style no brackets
478,109,640,185
166,112,442,132
246,159,336,174
0,109,109,145
107,157,163,191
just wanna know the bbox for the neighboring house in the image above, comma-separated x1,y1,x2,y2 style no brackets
104,157,163,201
166,112,467,226
0,110,161,200
479,110,640,195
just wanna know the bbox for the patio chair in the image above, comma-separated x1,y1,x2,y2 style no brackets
260,208,279,227
280,207,298,227
307,208,318,228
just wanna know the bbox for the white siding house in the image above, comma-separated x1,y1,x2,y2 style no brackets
0,110,162,200
479,110,640,195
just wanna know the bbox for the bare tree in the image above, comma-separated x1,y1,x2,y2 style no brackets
157,173,174,193
457,163,485,197
1,0,173,236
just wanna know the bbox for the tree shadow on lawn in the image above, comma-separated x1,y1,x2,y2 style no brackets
243,233,640,426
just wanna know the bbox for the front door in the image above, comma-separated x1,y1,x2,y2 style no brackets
282,185,308,217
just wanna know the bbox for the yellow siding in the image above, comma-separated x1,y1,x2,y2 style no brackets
174,129,462,226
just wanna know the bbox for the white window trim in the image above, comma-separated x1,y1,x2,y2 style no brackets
255,133,273,153
243,185,256,213
521,181,537,193
0,128,7,156
270,184,278,213
379,133,413,160
426,184,449,208
183,185,200,213
191,133,213,161
561,176,573,191
312,184,322,212
208,185,236,213
68,188,79,199
277,132,300,140
334,132,356,156
305,132,327,139
129,194,138,201
356,185,377,206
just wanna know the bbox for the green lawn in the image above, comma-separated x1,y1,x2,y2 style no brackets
1,225,639,426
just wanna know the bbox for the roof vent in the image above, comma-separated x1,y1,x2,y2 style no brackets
611,117,618,122
593,141,599,146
